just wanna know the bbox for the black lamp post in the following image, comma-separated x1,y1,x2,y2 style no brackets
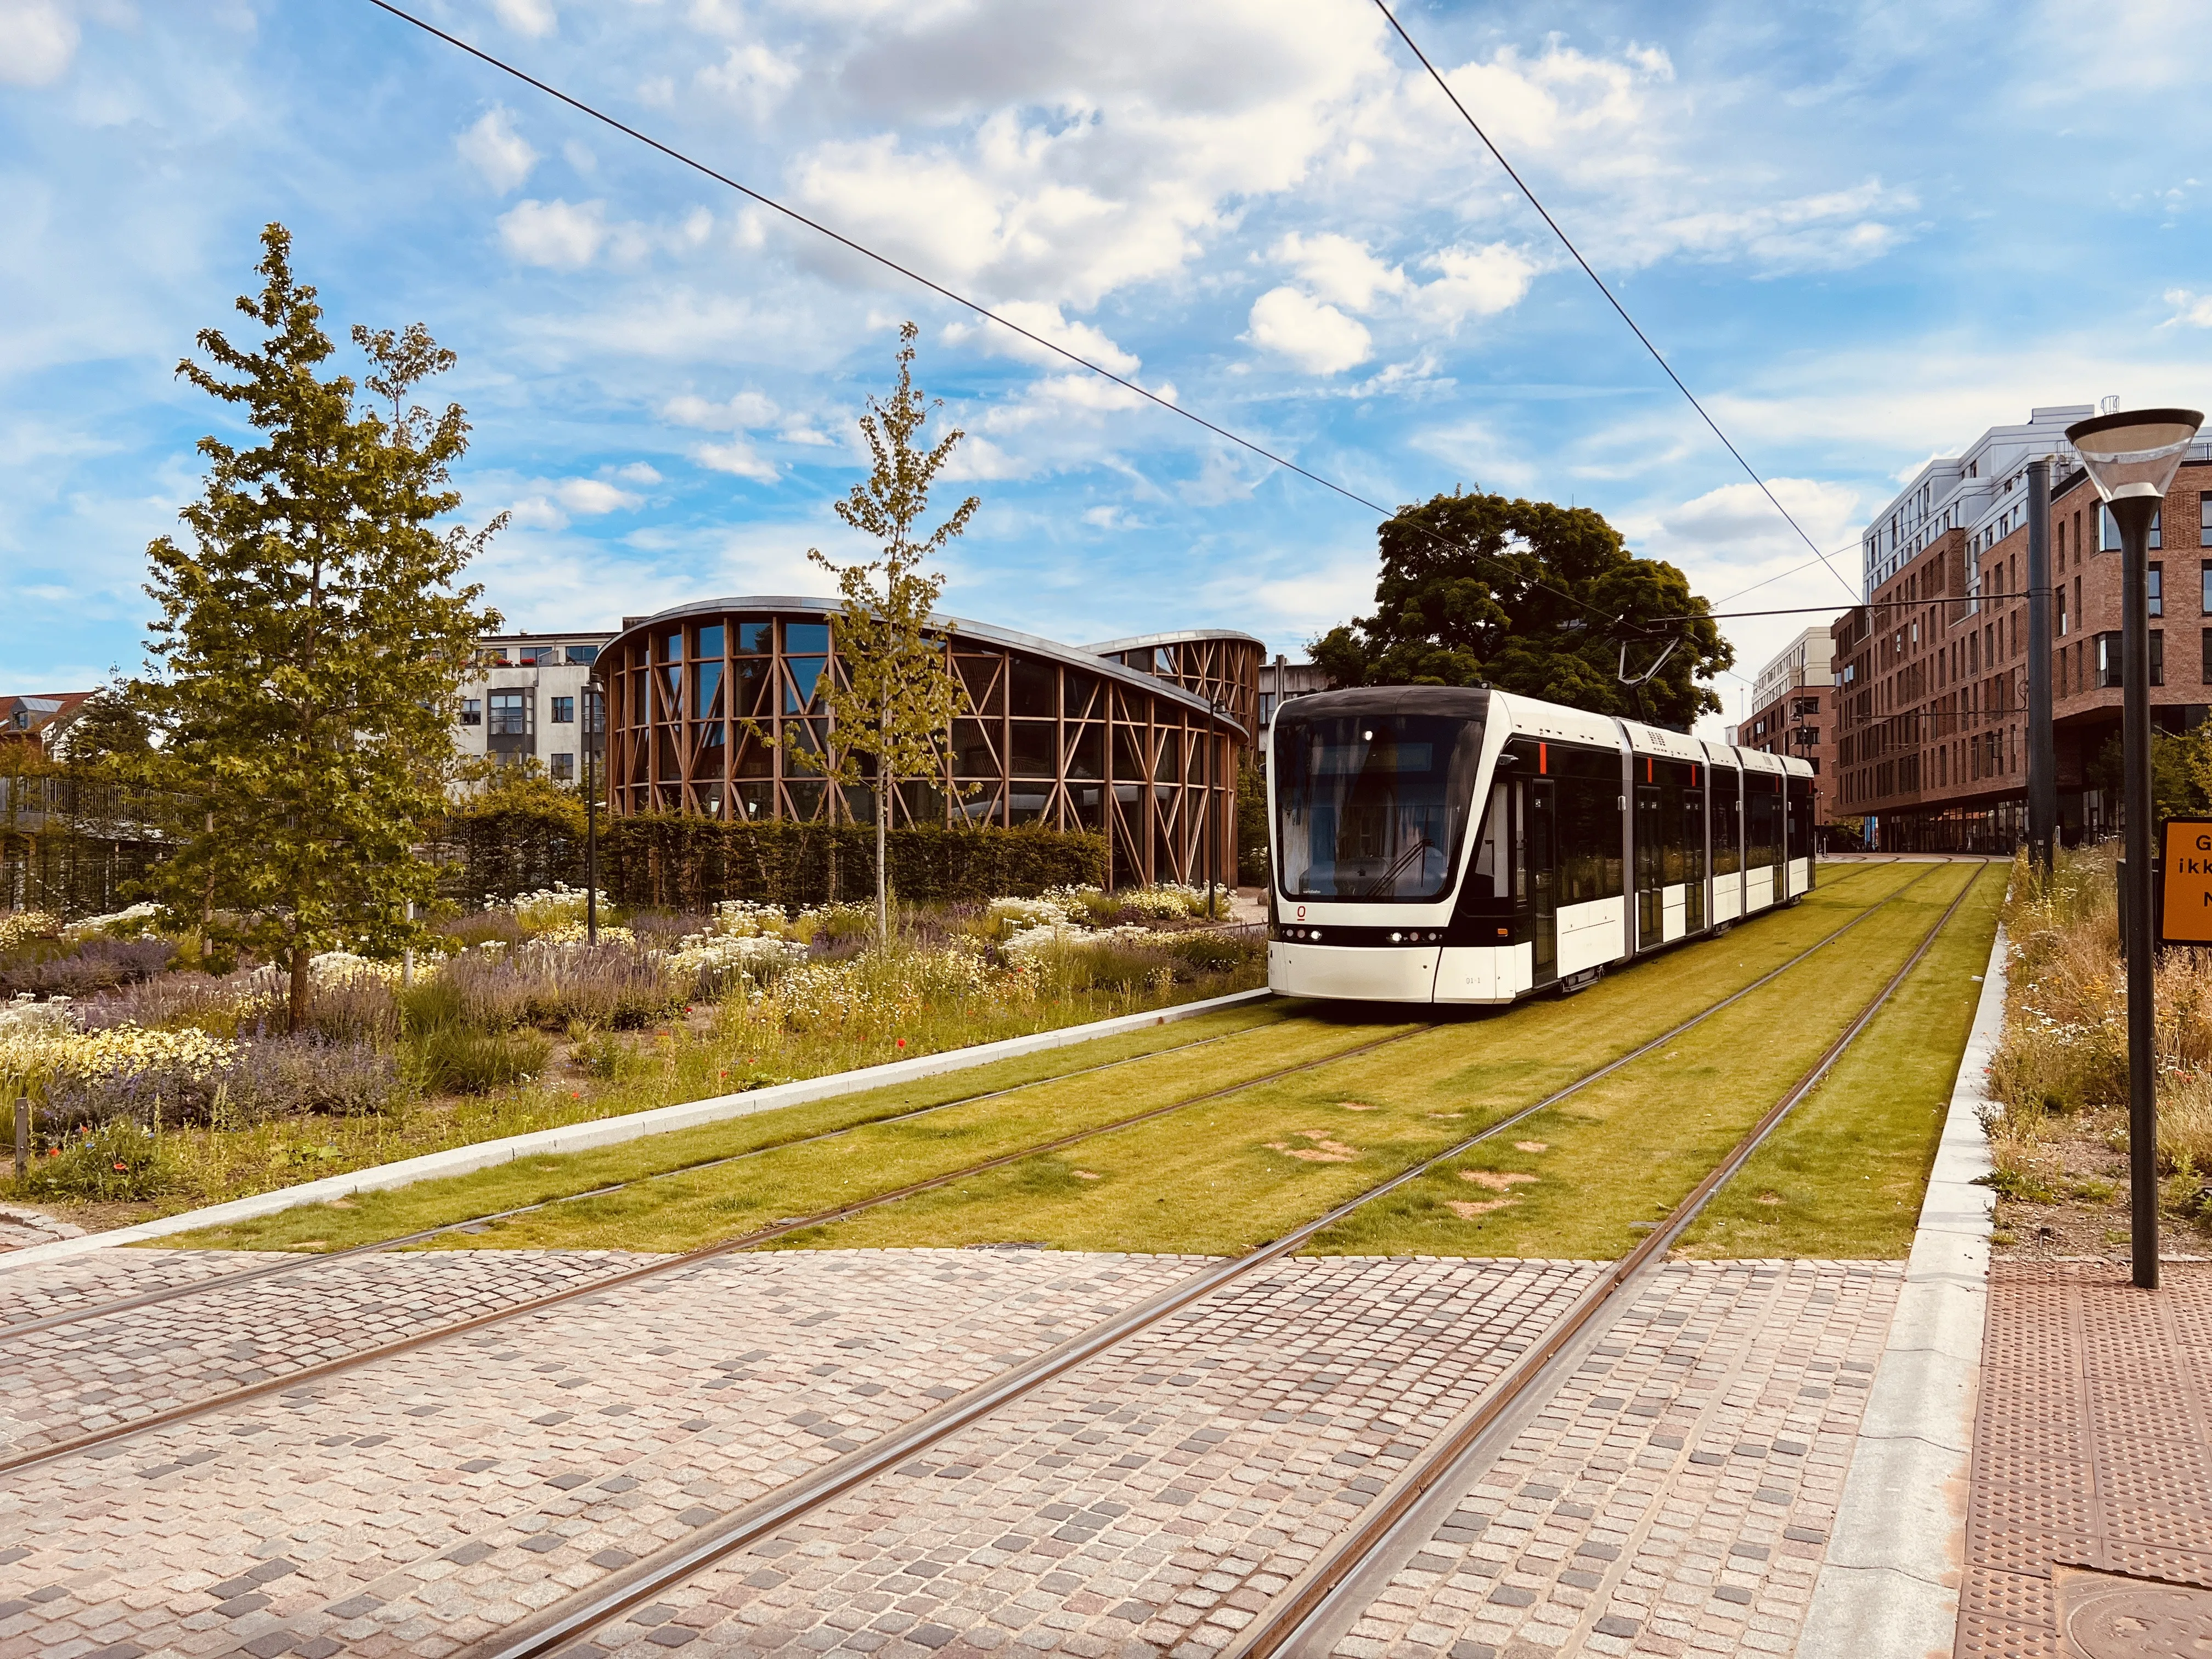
2064,406,2203,1291
584,674,603,947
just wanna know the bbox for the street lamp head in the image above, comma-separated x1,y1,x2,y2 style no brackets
2064,407,2203,502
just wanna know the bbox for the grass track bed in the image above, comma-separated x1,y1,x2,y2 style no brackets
673,862,1928,1258
1675,862,2005,1259
1319,862,1981,1260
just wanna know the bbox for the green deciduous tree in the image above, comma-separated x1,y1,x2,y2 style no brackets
1311,489,1731,730
781,323,981,945
138,223,501,1030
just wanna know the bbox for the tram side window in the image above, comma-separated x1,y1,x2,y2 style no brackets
1712,772,1742,875
1557,747,1623,902
1746,778,1782,869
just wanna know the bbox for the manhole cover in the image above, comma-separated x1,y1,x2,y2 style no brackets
2058,1570,2212,1658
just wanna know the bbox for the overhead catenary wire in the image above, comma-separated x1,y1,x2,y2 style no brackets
356,0,1625,636
1369,0,1861,606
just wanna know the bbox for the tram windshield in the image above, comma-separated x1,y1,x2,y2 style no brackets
1273,709,1485,900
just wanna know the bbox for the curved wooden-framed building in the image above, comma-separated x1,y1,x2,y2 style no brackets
599,599,1262,889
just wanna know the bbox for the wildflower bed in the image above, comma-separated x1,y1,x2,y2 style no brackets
0,881,1263,1222
1980,843,2212,1253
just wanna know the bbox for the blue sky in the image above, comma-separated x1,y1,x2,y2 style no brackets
5,0,2212,736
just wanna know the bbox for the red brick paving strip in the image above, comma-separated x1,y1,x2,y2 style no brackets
1955,1260,2212,1658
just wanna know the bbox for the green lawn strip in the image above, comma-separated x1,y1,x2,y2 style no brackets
167,861,1909,1259
1308,862,1982,1261
728,865,1939,1258
153,998,1305,1252
1675,863,2005,1259
379,1011,1416,1254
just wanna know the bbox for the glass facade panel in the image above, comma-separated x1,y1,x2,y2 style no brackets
1066,724,1103,780
658,629,682,662
1009,721,1057,778
696,623,725,659
782,620,830,655
1009,657,1056,718
564,644,599,665
952,719,996,775
736,620,772,654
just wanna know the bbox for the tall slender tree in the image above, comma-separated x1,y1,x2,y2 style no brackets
138,224,501,1030
787,321,979,945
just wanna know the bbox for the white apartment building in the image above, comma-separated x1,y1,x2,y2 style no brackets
1749,625,1837,710
453,631,616,782
1860,405,2095,597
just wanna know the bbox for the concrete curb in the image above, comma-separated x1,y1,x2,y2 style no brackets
1798,921,2006,1659
0,986,1276,1272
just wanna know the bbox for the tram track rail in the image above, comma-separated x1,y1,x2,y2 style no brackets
449,859,1973,1659
0,859,1923,1489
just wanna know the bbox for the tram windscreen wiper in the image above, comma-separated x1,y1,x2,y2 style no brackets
1359,834,1441,898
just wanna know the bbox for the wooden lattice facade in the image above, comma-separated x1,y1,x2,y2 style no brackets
601,601,1262,889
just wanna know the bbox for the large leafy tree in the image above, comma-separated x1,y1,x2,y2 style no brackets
138,224,501,1030
1312,490,1731,730
786,321,979,946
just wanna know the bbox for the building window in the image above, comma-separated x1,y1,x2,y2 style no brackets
2151,563,2164,618
2096,633,2124,690
489,689,530,736
550,753,574,782
520,645,559,665
1258,692,1276,726
566,644,600,665
2152,509,2164,550
2058,582,2068,636
2201,493,2212,548
459,697,482,726
2201,627,2212,685
551,696,575,724
2101,504,2120,551
2154,629,2166,686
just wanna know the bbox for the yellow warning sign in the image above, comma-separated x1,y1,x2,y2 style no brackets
2160,817,2212,945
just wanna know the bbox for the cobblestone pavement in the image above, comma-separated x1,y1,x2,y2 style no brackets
1325,1261,1901,1659
0,1250,1907,1659
0,1245,243,1327
558,1261,1898,1659
1,1249,667,1457
1955,1260,2212,1657
0,1247,1208,1659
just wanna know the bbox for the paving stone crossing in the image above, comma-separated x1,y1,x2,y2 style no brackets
0,1248,1904,1659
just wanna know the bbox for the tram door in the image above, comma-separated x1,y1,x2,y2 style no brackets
1529,779,1558,985
1634,784,1664,948
1682,776,1706,934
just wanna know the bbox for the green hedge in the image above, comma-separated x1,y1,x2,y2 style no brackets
441,810,1107,910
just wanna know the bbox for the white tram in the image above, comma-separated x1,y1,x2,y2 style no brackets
1266,687,1816,1005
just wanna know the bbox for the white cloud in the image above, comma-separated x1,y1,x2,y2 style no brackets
663,391,780,430
692,438,779,482
552,478,642,515
0,0,78,86
505,476,644,531
498,199,606,268
492,0,556,38
944,301,1141,377
1245,287,1373,375
614,462,663,485
2163,287,2212,328
1413,243,1541,327
457,108,538,193
698,42,801,117
1272,233,1406,312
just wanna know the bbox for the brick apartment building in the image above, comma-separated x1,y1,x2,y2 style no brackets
1731,626,1838,828
1833,404,2212,851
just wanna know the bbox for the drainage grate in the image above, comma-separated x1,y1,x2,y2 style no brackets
1958,1263,2212,1656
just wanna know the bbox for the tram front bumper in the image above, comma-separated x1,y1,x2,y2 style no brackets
1268,941,1440,1003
